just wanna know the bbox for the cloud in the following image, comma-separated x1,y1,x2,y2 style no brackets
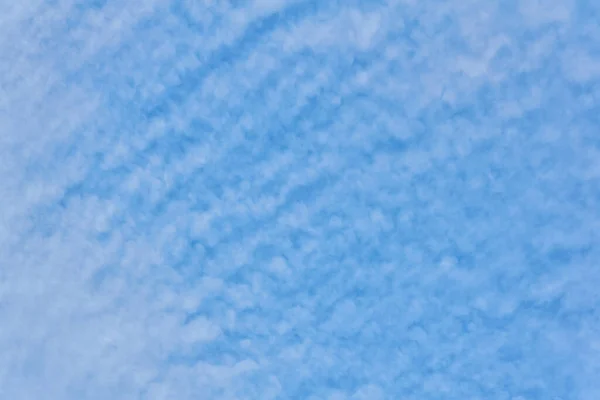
1,0,600,399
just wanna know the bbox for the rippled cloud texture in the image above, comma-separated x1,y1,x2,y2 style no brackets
1,0,600,399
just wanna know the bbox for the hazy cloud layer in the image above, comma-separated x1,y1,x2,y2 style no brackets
1,1,599,399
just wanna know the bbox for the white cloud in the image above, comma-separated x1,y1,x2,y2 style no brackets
1,0,600,399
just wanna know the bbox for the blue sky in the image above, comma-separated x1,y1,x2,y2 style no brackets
1,0,600,399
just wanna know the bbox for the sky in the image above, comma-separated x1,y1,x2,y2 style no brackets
1,0,600,399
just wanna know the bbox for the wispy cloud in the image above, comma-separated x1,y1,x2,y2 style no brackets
1,0,599,399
